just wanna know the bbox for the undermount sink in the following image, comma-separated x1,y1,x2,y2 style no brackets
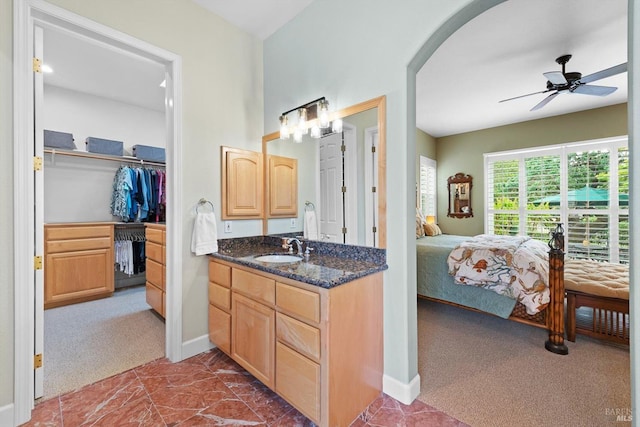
253,254,302,263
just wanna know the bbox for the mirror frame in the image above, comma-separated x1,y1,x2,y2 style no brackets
261,95,387,248
447,173,473,218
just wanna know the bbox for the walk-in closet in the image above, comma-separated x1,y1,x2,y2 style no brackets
39,25,168,400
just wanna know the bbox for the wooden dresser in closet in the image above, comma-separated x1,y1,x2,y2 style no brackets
44,223,114,309
145,223,166,318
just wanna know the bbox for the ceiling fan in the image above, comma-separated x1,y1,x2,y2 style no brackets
499,54,627,111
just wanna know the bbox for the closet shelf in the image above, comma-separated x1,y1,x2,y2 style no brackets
44,148,165,167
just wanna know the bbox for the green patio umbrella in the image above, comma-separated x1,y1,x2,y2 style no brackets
535,186,629,206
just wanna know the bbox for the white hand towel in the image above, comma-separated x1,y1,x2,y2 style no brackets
304,210,319,240
191,211,218,256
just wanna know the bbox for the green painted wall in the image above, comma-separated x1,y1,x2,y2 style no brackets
435,103,628,236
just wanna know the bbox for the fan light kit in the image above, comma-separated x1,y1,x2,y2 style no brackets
279,97,342,142
499,54,627,111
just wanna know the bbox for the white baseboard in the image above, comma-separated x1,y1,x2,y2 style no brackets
181,334,214,360
382,373,421,405
0,403,15,427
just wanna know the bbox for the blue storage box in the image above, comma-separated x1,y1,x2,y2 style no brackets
44,130,76,149
85,137,124,156
132,144,165,162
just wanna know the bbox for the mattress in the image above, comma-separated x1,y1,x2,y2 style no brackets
416,234,516,318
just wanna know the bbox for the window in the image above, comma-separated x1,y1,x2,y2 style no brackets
485,137,629,263
419,156,437,221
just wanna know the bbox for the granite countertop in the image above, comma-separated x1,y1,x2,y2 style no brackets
209,236,387,289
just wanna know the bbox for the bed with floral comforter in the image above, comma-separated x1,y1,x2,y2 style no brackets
446,234,550,315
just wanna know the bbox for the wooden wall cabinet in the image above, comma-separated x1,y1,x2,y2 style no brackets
221,146,264,219
44,223,114,309
208,258,382,426
145,224,166,317
267,154,298,217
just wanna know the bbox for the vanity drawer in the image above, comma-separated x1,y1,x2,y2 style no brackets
208,304,231,355
209,261,231,288
276,342,320,424
146,241,164,263
276,313,320,361
276,282,320,324
46,224,112,240
209,282,231,310
232,268,275,306
46,237,112,253
145,282,164,316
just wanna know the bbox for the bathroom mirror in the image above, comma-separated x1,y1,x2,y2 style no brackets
447,173,473,218
262,96,386,248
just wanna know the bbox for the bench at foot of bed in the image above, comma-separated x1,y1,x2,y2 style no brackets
564,259,629,345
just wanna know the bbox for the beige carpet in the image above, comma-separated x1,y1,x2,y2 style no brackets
417,298,630,427
42,286,165,400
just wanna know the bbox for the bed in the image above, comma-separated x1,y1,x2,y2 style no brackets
417,228,568,354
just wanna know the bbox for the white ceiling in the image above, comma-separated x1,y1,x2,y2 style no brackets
42,0,628,137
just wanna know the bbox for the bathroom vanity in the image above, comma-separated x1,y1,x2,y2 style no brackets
208,236,386,427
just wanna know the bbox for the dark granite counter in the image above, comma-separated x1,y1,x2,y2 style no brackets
209,236,387,289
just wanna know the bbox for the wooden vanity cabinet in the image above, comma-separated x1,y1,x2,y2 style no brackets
44,223,114,309
145,224,166,317
208,258,382,427
221,146,264,219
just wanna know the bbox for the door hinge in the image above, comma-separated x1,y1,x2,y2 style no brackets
341,186,346,193
34,353,43,369
341,145,346,152
33,57,42,73
34,256,43,270
341,227,347,234
34,156,43,171
372,226,377,233
372,186,377,193
371,146,376,153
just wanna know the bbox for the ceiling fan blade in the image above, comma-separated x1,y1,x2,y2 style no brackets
579,63,627,84
530,92,559,111
572,84,618,96
499,89,550,103
543,71,567,85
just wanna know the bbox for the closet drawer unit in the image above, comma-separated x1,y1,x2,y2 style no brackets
145,226,165,245
209,261,231,288
275,342,320,424
209,282,231,310
209,303,231,354
276,313,321,361
276,282,320,324
45,224,113,241
46,237,112,254
146,241,164,264
146,282,164,316
232,268,275,306
146,258,165,290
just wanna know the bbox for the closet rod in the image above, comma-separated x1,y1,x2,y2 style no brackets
44,148,166,167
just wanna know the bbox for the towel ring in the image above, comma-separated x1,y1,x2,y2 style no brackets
197,198,215,213
305,201,315,211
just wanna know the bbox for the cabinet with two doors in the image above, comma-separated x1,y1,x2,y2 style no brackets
207,257,382,427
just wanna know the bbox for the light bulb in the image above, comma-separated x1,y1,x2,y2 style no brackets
332,118,343,133
310,125,321,139
279,115,289,139
318,99,330,129
297,108,307,133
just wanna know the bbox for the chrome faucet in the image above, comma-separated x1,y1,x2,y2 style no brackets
286,238,304,255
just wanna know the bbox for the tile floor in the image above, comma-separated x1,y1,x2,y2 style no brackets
23,348,466,426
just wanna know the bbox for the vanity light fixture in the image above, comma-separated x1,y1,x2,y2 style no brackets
279,97,341,141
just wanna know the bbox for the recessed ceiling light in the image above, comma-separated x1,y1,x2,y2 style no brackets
41,64,53,73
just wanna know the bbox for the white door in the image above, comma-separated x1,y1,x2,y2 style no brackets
33,24,45,399
319,132,343,242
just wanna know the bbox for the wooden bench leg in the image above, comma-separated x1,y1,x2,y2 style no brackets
566,292,576,342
